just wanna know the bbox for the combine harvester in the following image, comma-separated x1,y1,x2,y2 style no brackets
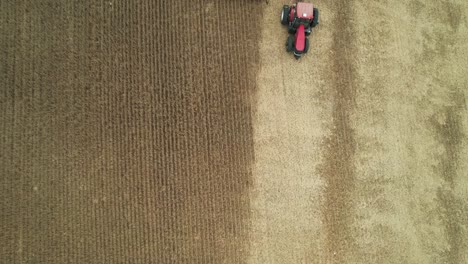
281,1,319,59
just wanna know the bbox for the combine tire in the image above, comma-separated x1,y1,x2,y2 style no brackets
281,6,290,25
286,36,294,52
311,8,319,28
304,38,310,53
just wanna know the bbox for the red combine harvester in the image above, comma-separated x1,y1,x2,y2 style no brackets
281,1,319,59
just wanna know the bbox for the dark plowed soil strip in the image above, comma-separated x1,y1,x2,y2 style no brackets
319,1,357,263
432,92,466,264
0,1,262,263
419,1,467,262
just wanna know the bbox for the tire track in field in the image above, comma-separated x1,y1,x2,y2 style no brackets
431,69,466,264
320,1,357,262
412,1,468,262
431,3,467,263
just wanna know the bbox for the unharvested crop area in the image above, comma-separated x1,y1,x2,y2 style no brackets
1,0,468,264
1,1,261,263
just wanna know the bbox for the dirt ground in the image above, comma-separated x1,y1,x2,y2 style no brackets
251,0,468,263
1,0,468,264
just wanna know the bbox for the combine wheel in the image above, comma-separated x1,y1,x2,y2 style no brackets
281,6,290,25
311,8,319,28
286,36,294,52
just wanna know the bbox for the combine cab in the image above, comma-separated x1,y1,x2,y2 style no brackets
281,1,319,59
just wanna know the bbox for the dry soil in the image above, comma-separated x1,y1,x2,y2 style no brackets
251,0,468,263
1,0,468,264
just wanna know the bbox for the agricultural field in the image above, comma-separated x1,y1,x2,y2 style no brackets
1,0,467,263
